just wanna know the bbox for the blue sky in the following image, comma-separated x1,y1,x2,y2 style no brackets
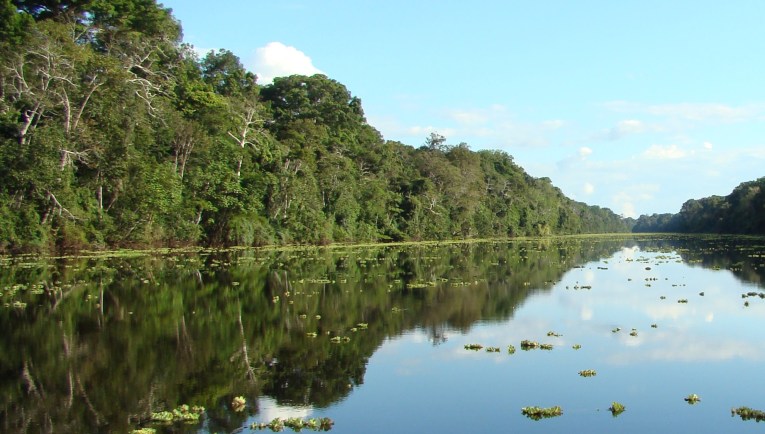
160,0,765,217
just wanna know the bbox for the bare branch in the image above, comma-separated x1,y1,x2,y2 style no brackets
46,191,77,220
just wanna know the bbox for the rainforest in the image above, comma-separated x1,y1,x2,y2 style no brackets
0,0,638,253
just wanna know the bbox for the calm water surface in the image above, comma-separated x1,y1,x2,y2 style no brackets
2,235,765,433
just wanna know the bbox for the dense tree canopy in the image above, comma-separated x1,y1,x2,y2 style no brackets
0,1,630,252
633,177,765,234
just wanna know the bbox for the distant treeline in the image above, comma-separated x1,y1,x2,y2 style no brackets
633,177,765,234
0,0,629,252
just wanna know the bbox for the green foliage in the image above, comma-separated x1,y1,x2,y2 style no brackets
0,1,630,252
634,177,765,235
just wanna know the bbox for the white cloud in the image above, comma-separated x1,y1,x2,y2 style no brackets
603,101,764,124
583,182,595,195
620,202,637,218
249,42,322,84
580,306,593,321
257,397,312,420
643,144,686,160
616,119,646,133
579,146,593,157
406,125,457,138
703,141,713,150
612,190,644,218
450,110,490,126
542,119,566,130
598,119,662,141
645,103,758,122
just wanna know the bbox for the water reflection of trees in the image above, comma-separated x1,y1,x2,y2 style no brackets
0,239,628,433
635,235,765,288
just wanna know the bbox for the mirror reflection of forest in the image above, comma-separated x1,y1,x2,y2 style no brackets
2,235,764,433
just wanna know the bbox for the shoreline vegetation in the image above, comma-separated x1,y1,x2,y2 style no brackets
0,1,631,254
2,232,765,260
1,2,762,254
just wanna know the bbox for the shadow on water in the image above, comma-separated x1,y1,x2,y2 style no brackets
0,235,763,433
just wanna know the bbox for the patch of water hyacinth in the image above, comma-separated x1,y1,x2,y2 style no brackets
520,340,553,350
150,404,205,423
732,406,765,422
578,369,597,377
231,396,246,412
684,394,701,404
521,406,563,420
250,417,334,431
609,402,626,416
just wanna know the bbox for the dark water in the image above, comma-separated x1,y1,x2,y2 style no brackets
2,235,765,433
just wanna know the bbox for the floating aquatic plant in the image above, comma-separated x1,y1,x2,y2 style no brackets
630,329,638,337
677,299,688,304
519,340,554,350
547,331,562,337
732,406,765,422
572,344,582,350
578,369,597,377
464,343,483,351
486,346,500,353
232,396,246,412
521,406,562,420
507,345,516,354
609,402,626,416
684,394,701,404
250,417,334,431
150,404,205,424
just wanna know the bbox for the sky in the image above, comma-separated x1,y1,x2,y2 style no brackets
159,0,765,218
